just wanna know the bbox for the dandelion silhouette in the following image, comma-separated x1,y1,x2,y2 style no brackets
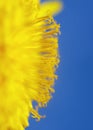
0,0,62,130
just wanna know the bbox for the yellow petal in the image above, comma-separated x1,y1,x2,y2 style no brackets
38,1,62,17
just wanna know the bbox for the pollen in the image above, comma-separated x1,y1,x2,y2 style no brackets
0,0,62,130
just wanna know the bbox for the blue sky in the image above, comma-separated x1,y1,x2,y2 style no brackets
26,0,93,130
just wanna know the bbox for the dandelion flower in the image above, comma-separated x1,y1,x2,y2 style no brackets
0,0,62,130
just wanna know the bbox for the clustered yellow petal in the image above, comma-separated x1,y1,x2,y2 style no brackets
0,0,62,130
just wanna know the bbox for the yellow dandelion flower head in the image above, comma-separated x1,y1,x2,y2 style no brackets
0,0,62,130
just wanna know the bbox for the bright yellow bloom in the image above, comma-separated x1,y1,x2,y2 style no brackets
0,0,62,130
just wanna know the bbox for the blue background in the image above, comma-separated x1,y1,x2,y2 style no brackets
27,0,93,130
